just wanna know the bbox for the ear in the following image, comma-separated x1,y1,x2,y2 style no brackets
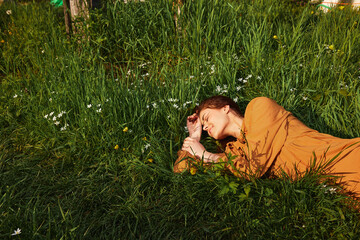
223,105,230,113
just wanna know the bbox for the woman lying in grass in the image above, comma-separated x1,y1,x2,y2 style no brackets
174,96,360,198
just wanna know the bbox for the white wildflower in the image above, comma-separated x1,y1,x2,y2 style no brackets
96,108,102,113
115,78,119,82
216,85,221,92
184,126,188,132
52,116,57,121
49,98,52,102
246,74,252,79
87,104,92,108
173,104,179,109
139,62,148,68
290,88,297,92
152,102,157,108
257,76,261,80
6,10,12,15
189,76,195,79
233,97,239,103
146,105,149,109
57,112,63,118
61,123,68,131
49,112,54,116
238,77,244,82
97,104,101,107
41,50,45,54
236,86,243,91
328,187,337,194
54,121,60,125
223,84,228,89
168,98,178,102
44,114,48,119
144,143,151,150
302,96,308,101
339,82,349,90
11,228,21,236
13,94,18,98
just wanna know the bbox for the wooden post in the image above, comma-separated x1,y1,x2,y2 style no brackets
63,0,72,38
173,0,184,33
66,0,101,36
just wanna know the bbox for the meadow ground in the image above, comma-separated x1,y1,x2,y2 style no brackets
1,0,360,239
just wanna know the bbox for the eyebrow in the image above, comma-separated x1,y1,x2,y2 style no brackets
201,113,207,124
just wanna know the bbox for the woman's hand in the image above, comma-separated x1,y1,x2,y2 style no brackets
182,137,205,159
187,113,202,141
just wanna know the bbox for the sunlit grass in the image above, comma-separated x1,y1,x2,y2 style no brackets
1,0,360,238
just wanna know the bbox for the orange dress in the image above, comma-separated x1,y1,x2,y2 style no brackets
174,97,360,197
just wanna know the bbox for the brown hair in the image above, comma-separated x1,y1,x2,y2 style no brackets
194,95,243,117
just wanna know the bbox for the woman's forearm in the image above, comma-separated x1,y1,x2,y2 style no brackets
203,151,221,163
189,126,202,141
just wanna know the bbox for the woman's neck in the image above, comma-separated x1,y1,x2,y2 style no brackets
227,113,244,139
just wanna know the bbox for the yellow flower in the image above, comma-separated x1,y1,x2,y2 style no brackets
148,158,153,163
114,144,119,150
311,11,314,14
123,127,128,132
339,6,345,10
273,35,278,40
0,40,4,43
329,45,335,50
142,137,147,141
190,167,197,175
122,148,126,151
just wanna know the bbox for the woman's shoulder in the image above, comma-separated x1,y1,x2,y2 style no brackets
244,97,290,128
246,97,281,114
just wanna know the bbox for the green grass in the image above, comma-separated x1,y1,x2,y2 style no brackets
1,0,360,238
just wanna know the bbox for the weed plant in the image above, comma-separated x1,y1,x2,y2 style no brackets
1,0,360,239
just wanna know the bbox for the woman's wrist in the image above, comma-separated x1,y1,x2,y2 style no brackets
189,134,201,141
189,127,201,141
203,151,219,163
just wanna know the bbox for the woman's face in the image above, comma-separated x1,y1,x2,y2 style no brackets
199,106,230,140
